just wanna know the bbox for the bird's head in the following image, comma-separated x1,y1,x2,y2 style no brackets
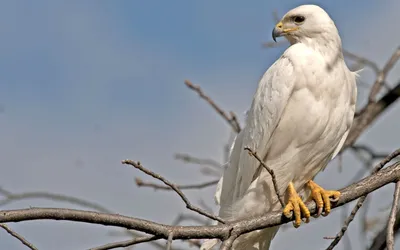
272,5,339,45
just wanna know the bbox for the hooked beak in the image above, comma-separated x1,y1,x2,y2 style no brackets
272,21,299,42
272,21,283,42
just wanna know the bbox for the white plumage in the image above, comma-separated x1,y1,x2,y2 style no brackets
201,4,357,250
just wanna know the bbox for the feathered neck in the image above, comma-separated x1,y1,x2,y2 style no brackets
288,29,344,64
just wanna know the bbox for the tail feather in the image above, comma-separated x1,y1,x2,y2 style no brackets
233,227,279,250
200,239,219,250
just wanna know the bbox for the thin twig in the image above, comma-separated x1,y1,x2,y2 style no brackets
329,196,367,250
386,181,400,250
135,178,218,191
174,153,221,169
0,187,170,250
0,224,38,250
344,80,400,149
244,147,285,208
199,199,214,215
341,204,352,250
368,210,400,250
360,196,371,248
219,231,239,250
184,80,241,133
90,235,161,250
351,145,391,160
122,160,225,223
0,187,112,213
374,149,400,171
326,149,400,249
166,231,174,250
262,40,287,49
199,167,222,177
229,111,241,133
369,47,400,102
343,50,380,74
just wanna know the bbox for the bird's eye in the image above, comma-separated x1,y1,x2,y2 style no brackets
293,16,305,24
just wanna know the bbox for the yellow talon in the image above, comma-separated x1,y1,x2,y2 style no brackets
283,182,310,228
306,180,340,217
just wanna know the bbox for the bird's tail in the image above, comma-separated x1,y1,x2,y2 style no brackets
235,227,279,250
201,186,281,250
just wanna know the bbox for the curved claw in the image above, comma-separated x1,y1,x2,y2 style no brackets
283,182,310,228
307,180,340,218
302,216,310,224
329,195,340,203
312,206,323,218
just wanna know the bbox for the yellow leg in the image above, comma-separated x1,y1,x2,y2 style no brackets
307,180,340,217
283,182,310,228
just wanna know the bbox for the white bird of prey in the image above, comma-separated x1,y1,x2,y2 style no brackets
201,4,357,250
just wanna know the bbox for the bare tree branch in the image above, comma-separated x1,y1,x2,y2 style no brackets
0,187,172,250
122,160,225,223
0,160,397,245
326,149,400,249
166,231,174,250
351,145,391,160
199,167,222,177
386,181,400,250
219,231,239,250
369,47,400,102
184,80,241,133
0,187,111,213
360,196,371,246
0,224,38,250
90,235,161,250
244,147,285,208
340,205,352,250
135,177,218,191
368,210,400,250
327,196,367,250
344,80,400,149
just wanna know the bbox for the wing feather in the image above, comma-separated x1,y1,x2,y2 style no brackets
330,71,358,160
218,55,296,217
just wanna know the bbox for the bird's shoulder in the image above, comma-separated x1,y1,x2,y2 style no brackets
261,44,324,89
282,43,326,66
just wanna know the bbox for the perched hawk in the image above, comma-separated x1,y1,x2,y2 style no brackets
201,4,357,250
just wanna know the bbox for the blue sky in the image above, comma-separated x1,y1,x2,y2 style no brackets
0,1,399,249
